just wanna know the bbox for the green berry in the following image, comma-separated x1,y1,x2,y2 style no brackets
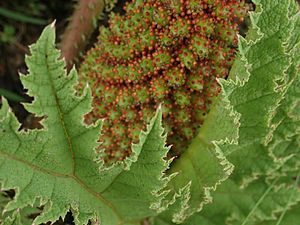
165,67,185,87
179,48,196,70
187,72,204,91
174,89,191,107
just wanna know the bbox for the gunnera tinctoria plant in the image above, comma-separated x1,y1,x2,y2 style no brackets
80,0,248,162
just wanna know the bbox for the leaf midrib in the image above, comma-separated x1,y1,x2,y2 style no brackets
0,150,127,223
0,150,149,225
11,37,125,223
44,52,77,175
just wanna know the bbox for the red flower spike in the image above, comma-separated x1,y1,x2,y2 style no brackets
80,0,248,161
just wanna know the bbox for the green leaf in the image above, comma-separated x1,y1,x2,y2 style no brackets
2,213,21,225
0,23,172,225
0,7,47,25
0,191,11,223
0,88,25,102
221,0,299,186
0,190,40,225
266,9,300,175
0,25,16,43
152,178,300,225
258,202,300,225
154,95,236,223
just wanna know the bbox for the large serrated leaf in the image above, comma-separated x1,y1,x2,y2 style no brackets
266,10,300,176
0,23,173,225
222,0,298,186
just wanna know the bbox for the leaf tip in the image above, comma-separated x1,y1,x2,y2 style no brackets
50,20,56,28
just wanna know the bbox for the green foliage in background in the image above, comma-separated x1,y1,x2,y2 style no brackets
0,7,47,25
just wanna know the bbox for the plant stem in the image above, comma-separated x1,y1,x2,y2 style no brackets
60,0,106,70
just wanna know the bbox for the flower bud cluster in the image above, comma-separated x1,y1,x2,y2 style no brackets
80,0,248,162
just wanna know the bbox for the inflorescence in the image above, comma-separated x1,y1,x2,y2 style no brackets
80,0,248,162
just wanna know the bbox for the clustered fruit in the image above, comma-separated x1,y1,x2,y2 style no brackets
80,0,248,162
